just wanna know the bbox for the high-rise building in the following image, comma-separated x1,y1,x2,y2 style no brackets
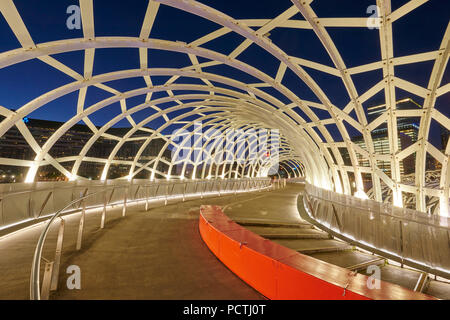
351,98,421,183
442,128,449,152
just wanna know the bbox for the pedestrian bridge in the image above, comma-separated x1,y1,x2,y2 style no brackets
0,178,448,300
0,0,448,300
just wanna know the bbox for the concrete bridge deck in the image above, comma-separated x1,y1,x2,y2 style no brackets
0,192,264,300
0,183,449,299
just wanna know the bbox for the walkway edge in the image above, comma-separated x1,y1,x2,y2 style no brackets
198,205,436,300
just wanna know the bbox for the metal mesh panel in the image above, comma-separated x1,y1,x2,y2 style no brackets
304,182,450,274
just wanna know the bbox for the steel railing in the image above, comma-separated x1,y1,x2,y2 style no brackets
302,182,450,279
27,178,275,300
0,178,275,231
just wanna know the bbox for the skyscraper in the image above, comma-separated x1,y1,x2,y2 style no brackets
351,98,421,185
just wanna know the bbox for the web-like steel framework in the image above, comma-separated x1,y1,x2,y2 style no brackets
0,0,448,215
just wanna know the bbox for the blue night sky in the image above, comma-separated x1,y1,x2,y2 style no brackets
0,0,448,146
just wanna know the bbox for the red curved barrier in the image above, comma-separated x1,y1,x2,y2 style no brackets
199,205,435,300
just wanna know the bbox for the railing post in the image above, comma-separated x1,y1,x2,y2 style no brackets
40,261,54,300
108,187,115,204
331,204,343,233
165,184,169,206
122,187,128,217
399,220,404,267
27,192,32,221
102,187,115,228
194,181,199,197
154,184,160,200
78,188,88,209
0,198,3,226
145,185,149,211
200,182,204,199
133,185,140,201
37,191,53,218
218,180,221,197
76,199,86,251
183,182,187,202
101,190,107,229
50,218,65,291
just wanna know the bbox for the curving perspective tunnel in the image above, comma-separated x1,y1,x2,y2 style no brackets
0,0,449,306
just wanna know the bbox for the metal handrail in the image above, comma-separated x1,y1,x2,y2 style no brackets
2,177,270,199
29,178,272,300
0,178,270,231
302,182,450,278
304,183,449,230
1,178,272,205
30,187,115,300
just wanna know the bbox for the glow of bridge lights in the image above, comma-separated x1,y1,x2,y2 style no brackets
354,189,369,200
0,219,46,241
0,179,269,241
333,179,343,194
0,0,444,220
25,164,38,183
393,191,404,208
303,196,450,276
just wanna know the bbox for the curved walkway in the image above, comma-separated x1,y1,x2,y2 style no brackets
0,192,264,299
224,184,450,300
1,183,448,299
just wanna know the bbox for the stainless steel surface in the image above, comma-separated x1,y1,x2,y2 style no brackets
29,178,271,300
50,218,65,291
304,182,450,278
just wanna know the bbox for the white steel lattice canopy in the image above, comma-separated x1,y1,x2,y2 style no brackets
0,0,448,216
